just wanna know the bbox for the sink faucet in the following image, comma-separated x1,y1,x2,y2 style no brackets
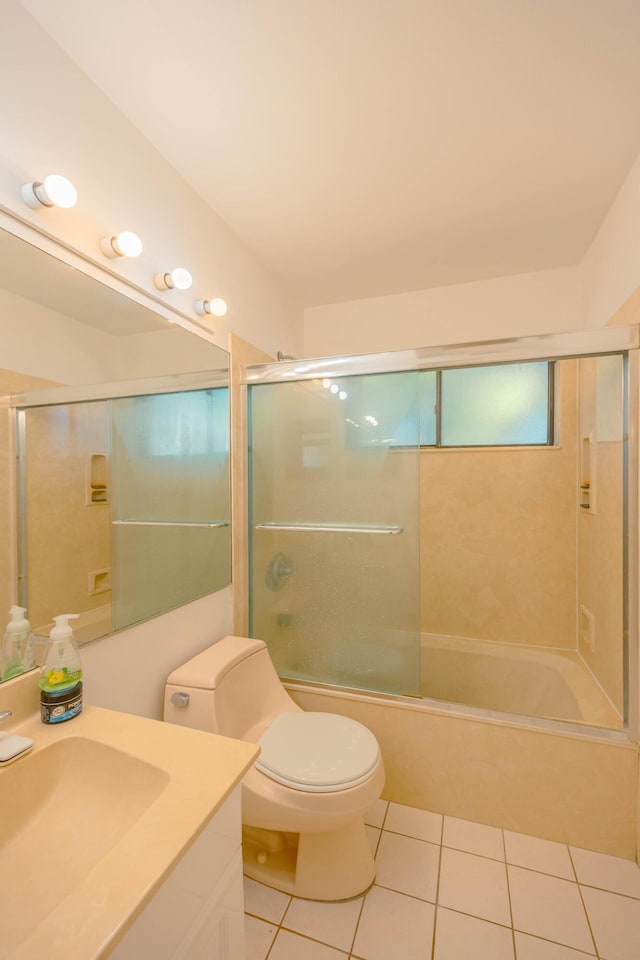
0,710,12,723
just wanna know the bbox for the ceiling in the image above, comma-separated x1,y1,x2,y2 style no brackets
18,0,640,307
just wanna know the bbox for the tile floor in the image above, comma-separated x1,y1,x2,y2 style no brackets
244,800,640,960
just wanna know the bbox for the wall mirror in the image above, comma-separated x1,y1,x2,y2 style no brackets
0,222,230,676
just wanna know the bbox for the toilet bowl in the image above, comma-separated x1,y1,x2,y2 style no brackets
164,635,385,901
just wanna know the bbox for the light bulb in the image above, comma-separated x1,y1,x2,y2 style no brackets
101,231,143,259
339,390,348,400
154,267,193,291
330,384,339,394
21,173,77,209
194,297,228,317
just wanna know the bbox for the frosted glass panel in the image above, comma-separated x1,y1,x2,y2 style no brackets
249,372,421,696
441,362,550,446
110,387,230,629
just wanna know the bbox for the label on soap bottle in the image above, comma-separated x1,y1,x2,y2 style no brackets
40,683,83,724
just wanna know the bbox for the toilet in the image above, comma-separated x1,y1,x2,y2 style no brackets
163,635,385,901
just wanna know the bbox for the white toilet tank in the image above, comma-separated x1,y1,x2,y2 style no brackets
163,635,299,741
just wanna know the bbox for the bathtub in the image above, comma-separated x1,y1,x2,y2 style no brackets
278,630,634,857
420,633,621,729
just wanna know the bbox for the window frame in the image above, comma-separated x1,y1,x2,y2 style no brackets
419,360,556,449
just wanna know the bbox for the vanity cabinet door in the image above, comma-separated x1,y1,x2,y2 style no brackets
110,788,244,960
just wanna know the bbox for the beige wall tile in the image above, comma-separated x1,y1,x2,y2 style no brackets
420,360,577,648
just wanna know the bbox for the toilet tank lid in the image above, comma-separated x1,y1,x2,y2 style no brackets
166,636,266,690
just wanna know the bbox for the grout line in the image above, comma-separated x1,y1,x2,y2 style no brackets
346,888,366,957
502,829,518,960
568,848,602,959
430,830,445,959
513,930,598,958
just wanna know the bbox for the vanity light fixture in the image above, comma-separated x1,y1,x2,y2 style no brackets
154,267,193,291
21,174,78,210
194,297,228,318
100,231,143,259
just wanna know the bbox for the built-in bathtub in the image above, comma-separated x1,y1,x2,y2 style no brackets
420,634,622,729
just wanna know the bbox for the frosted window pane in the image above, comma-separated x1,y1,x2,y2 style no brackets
441,362,550,446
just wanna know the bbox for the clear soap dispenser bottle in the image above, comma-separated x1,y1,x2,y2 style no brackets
2,605,33,680
40,614,83,724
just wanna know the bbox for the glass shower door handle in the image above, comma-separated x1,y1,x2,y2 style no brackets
112,519,230,528
255,521,403,535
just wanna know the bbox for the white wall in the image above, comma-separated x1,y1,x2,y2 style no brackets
81,589,233,720
304,265,585,358
304,147,640,358
582,151,640,329
0,1,302,361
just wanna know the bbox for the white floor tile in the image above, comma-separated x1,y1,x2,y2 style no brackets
364,798,388,828
433,906,514,959
581,886,640,960
374,829,440,901
283,894,363,952
438,847,511,926
245,914,278,960
443,816,504,860
508,865,594,954
243,876,291,924
385,802,443,843
352,884,435,960
570,846,640,899
504,830,574,880
242,816,634,960
268,929,348,959
514,932,596,959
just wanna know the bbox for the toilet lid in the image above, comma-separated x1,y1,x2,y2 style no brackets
255,712,380,793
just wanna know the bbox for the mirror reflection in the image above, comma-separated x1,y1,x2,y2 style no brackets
0,226,230,676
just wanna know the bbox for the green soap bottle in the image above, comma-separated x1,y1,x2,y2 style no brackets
40,615,83,724
40,614,82,692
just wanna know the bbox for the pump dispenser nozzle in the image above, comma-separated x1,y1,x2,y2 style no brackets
50,614,79,640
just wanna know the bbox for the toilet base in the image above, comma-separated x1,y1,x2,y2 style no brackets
242,818,375,901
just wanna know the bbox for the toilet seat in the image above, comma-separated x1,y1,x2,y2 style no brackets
255,711,380,793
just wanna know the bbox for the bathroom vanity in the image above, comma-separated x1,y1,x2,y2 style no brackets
109,788,244,960
0,671,258,960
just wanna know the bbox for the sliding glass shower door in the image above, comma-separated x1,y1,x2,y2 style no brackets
249,370,421,696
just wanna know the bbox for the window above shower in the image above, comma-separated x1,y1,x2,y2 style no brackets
391,360,554,448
